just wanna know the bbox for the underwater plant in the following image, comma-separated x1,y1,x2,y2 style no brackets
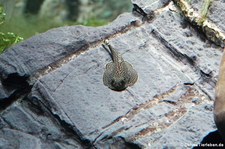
0,5,23,54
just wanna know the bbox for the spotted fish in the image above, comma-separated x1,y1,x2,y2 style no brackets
102,42,138,91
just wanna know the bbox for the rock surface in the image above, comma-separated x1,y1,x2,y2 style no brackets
0,0,225,148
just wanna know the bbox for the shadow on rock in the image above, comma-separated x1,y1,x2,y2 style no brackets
193,130,225,149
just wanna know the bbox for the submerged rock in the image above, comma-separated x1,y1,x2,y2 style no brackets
0,0,224,148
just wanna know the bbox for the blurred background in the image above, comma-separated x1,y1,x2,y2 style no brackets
0,0,132,53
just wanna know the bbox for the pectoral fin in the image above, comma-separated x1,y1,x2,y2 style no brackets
122,61,138,86
103,62,115,87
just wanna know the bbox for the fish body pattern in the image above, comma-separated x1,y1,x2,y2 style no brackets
103,43,138,91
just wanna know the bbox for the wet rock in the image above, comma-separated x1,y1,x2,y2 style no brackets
0,13,138,105
0,99,84,149
0,0,224,148
208,0,225,33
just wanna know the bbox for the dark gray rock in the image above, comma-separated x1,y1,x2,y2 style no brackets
0,0,224,148
0,13,139,103
208,0,225,33
2,104,41,134
132,0,170,13
0,98,84,149
0,128,41,149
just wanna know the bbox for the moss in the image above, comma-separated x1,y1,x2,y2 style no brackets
0,32,23,53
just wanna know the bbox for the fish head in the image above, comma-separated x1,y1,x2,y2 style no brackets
110,77,127,91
